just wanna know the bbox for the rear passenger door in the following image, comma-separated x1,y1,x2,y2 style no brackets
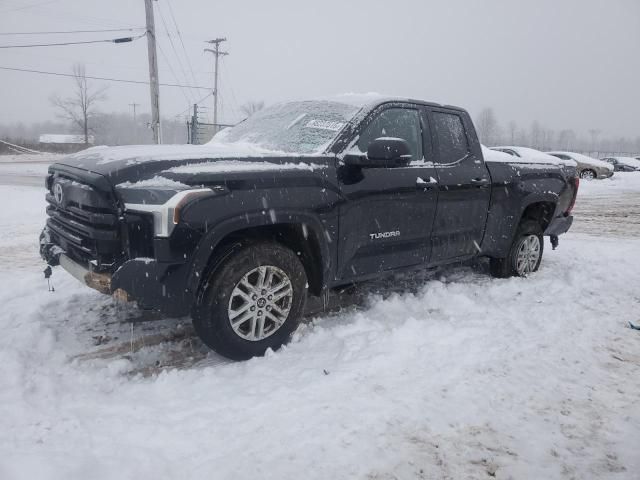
426,108,491,264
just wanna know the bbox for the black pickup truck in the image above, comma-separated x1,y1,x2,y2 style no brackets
41,96,578,359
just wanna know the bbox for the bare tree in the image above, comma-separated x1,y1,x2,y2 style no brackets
240,100,265,118
507,120,517,144
529,121,542,149
557,129,576,150
588,129,601,151
50,63,107,145
475,108,500,146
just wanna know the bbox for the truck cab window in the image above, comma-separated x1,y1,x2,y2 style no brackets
357,108,423,162
432,112,469,164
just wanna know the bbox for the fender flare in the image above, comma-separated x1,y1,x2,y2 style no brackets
185,210,333,299
512,191,559,237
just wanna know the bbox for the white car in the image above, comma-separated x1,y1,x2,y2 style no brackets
546,151,614,180
490,146,578,167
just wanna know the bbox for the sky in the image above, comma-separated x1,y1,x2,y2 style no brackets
0,0,639,139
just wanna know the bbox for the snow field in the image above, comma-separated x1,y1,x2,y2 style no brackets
0,172,639,479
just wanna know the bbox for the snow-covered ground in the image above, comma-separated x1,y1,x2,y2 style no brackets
1,158,639,479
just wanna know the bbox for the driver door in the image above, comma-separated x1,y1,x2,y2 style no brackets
336,105,439,281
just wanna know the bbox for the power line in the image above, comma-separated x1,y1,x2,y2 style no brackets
172,91,214,118
0,65,211,89
0,32,146,49
0,0,60,13
155,2,197,103
165,0,199,93
0,28,145,35
157,41,193,107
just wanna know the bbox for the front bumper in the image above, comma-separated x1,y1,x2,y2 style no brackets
59,254,112,294
41,226,192,317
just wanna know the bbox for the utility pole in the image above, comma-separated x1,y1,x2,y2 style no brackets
129,102,140,143
204,37,228,133
144,0,161,144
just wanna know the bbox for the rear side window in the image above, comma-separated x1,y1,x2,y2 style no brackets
432,112,469,164
357,107,423,162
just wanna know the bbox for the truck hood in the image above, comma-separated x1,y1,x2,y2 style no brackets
51,143,327,185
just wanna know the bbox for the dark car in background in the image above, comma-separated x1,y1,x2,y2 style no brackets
602,157,640,172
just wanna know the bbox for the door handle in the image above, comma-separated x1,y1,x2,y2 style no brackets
470,177,489,185
416,176,438,190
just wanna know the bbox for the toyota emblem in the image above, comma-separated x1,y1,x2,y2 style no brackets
53,182,64,204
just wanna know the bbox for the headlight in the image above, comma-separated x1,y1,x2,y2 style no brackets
125,188,213,237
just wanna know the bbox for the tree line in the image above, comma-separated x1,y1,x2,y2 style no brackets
475,107,640,155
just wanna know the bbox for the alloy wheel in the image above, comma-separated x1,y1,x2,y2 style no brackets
515,235,541,276
227,265,293,341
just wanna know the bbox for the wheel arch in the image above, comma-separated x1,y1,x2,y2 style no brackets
187,212,331,302
520,198,557,232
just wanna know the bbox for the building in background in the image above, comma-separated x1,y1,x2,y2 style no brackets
39,134,94,153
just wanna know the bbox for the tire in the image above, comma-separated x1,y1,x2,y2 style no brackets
490,220,544,278
580,169,596,180
192,242,308,360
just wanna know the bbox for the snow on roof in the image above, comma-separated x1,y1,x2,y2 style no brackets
39,134,94,144
491,146,577,167
167,160,324,175
546,151,613,170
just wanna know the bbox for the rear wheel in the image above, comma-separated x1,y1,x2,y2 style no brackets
192,242,307,360
490,220,544,278
580,169,596,180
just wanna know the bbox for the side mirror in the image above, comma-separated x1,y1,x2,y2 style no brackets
344,137,412,168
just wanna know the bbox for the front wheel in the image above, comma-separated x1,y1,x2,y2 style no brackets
490,220,544,278
192,242,308,360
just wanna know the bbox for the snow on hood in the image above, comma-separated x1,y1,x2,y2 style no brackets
68,142,288,166
117,175,189,189
546,151,613,171
166,160,325,175
489,146,577,167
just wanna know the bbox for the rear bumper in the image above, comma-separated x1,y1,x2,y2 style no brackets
544,215,573,237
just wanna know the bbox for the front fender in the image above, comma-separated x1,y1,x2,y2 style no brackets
184,210,334,299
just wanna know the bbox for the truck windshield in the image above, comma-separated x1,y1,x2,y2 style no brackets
209,100,361,155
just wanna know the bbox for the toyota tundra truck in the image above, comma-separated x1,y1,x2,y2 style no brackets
40,96,578,359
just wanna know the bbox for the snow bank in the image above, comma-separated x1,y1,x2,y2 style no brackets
578,170,640,195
